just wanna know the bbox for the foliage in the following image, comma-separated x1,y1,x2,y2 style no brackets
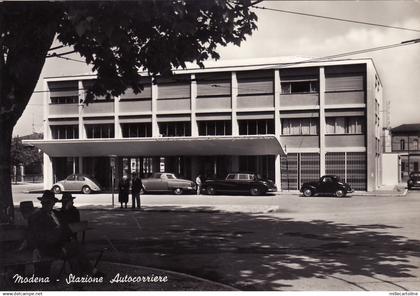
10,135,43,167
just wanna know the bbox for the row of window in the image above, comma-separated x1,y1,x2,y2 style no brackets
51,117,365,139
400,139,419,151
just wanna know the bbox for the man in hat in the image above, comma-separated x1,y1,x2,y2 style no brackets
27,190,93,277
57,193,80,240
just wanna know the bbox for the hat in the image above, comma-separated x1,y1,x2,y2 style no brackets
37,190,59,203
60,192,76,203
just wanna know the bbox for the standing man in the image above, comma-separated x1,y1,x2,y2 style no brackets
195,174,202,195
132,173,143,209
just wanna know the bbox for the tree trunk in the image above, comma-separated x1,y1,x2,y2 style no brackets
0,120,14,223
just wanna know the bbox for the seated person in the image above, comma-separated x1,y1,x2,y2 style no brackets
57,193,80,240
27,190,94,277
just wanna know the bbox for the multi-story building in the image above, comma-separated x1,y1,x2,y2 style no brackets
390,124,420,180
26,58,383,191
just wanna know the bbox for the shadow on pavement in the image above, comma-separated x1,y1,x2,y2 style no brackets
74,206,420,291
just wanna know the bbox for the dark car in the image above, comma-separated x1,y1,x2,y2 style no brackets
407,172,420,189
300,175,353,198
201,173,277,196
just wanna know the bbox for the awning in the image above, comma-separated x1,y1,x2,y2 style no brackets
24,136,286,157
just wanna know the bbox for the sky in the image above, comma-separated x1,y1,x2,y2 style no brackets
13,1,420,136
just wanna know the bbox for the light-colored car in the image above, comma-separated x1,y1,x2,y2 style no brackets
52,174,101,194
142,172,196,195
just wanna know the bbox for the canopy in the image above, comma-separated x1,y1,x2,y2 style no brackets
24,135,286,157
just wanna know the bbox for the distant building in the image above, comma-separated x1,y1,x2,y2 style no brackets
391,124,420,180
25,58,383,191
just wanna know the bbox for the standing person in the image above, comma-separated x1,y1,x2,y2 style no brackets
118,176,129,208
131,173,143,209
195,174,202,195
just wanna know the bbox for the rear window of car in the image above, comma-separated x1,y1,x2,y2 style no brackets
77,176,85,181
166,174,176,179
238,174,250,180
226,174,236,180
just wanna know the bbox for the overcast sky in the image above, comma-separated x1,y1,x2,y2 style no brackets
14,1,420,136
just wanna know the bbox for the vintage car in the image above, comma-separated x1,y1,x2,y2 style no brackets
141,172,196,195
52,174,102,194
407,171,420,190
300,175,353,197
201,173,277,196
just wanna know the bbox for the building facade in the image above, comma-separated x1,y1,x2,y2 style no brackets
390,124,420,180
27,58,383,191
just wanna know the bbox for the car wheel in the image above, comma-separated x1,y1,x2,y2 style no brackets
303,188,313,197
82,186,91,194
206,187,216,195
52,185,61,194
173,188,183,195
249,187,261,196
335,189,345,198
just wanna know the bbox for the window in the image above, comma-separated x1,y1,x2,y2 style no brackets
238,119,275,135
86,124,114,138
413,139,419,150
281,81,318,94
326,117,364,135
50,96,79,104
51,125,79,139
226,174,236,180
122,123,152,138
159,122,191,137
400,139,406,150
198,121,232,136
281,118,318,135
77,176,85,181
66,175,76,181
238,174,249,180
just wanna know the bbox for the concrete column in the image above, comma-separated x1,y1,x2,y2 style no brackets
78,157,83,174
114,96,122,138
191,74,198,136
275,154,281,190
231,72,239,136
274,69,282,190
43,153,53,190
78,80,86,139
319,67,326,176
43,80,51,139
151,80,159,137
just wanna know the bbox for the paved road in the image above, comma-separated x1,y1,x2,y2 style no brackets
10,183,420,291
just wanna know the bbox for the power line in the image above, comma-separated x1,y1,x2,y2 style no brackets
252,5,420,33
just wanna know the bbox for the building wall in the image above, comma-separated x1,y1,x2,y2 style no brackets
43,59,381,191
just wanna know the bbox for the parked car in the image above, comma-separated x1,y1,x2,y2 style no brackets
141,172,196,195
300,175,353,198
201,172,277,196
52,174,101,194
407,172,420,189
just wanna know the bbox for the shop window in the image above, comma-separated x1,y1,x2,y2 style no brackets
281,118,318,135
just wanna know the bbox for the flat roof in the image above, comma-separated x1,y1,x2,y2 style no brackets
24,136,286,157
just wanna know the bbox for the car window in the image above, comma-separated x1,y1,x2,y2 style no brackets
77,176,85,181
226,174,235,180
153,173,162,179
238,174,249,180
66,175,76,181
322,177,333,183
167,174,176,179
161,174,168,179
